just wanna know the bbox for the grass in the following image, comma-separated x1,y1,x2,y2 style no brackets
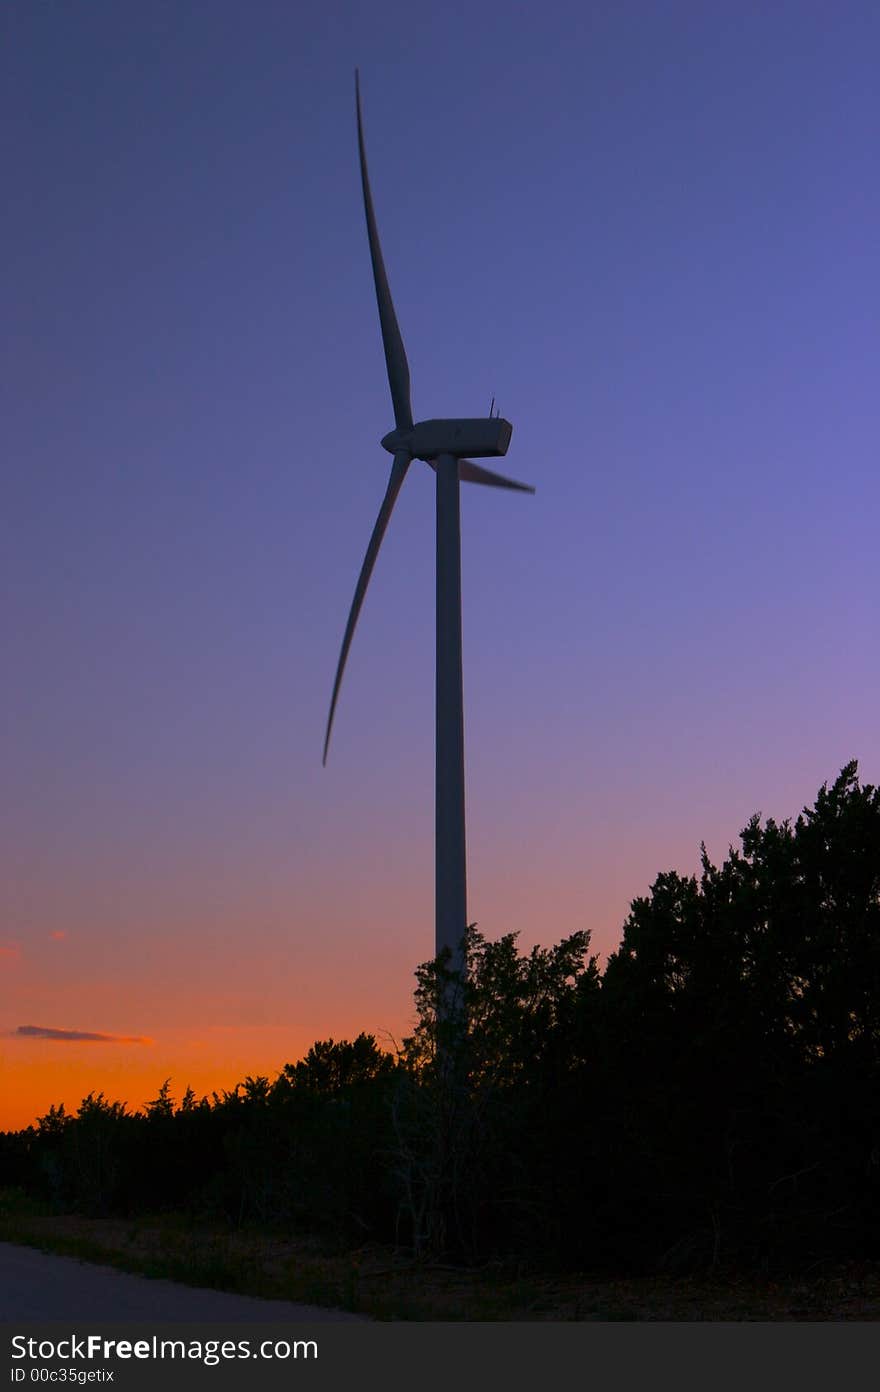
2,1190,880,1320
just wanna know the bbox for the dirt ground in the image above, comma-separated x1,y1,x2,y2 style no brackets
3,1212,880,1320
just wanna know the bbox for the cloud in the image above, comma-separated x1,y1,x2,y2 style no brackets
0,944,21,962
49,930,67,942
15,1025,153,1045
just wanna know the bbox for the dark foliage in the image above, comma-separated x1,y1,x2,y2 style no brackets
2,764,879,1275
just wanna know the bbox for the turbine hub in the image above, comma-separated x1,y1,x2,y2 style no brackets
381,428,412,454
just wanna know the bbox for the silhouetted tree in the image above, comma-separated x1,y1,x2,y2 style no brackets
395,924,599,1260
599,761,880,1269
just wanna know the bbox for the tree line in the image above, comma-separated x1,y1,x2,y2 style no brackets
2,762,879,1274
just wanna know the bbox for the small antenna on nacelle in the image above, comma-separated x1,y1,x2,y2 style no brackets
489,395,495,418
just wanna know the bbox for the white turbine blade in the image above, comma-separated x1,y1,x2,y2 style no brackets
323,450,411,765
355,71,413,432
458,459,535,493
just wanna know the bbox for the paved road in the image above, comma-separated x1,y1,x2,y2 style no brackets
1,1242,366,1321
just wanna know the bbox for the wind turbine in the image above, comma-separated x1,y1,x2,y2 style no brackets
323,73,534,984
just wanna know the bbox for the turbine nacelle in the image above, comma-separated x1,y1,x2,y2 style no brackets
381,417,513,461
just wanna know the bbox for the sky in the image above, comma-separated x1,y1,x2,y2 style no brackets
3,0,878,1131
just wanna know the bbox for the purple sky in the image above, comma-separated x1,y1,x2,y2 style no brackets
3,0,878,1125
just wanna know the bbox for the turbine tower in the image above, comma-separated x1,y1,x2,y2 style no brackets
323,73,534,984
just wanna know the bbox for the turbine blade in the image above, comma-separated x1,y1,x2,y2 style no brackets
323,450,411,765
355,71,413,432
458,459,536,493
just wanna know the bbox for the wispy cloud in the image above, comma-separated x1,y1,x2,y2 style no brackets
15,1025,153,1045
49,930,67,942
0,944,21,962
